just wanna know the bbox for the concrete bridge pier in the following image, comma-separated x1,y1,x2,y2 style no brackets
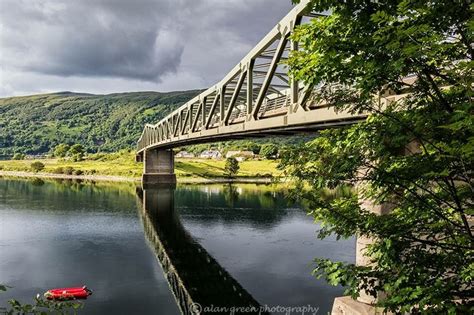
330,200,392,315
331,199,393,315
332,144,419,315
141,148,176,185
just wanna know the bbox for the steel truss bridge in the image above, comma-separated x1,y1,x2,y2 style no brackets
135,0,407,185
136,0,373,154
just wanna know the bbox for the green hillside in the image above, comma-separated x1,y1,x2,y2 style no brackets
0,91,201,156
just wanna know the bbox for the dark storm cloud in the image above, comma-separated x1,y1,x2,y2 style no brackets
0,0,183,81
0,0,293,88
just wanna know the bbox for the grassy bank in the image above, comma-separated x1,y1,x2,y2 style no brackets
0,152,282,180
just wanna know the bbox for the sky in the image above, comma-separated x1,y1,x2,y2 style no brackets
0,0,294,97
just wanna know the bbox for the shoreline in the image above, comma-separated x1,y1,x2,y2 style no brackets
0,171,280,184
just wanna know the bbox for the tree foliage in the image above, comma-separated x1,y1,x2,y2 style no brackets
284,0,473,313
53,144,70,158
69,144,85,161
260,144,279,159
1,284,82,315
0,90,299,159
0,91,201,156
68,144,84,155
30,161,45,173
12,153,25,160
224,157,240,178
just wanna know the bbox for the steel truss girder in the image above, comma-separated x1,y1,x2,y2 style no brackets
224,70,247,125
136,0,364,153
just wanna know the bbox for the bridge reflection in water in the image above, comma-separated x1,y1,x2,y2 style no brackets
136,186,268,315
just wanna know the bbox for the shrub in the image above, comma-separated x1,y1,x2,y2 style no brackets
69,144,85,155
30,161,45,172
87,152,107,161
71,153,84,162
73,169,84,176
12,153,25,160
260,144,278,159
63,166,74,175
224,157,240,178
53,144,70,158
52,167,64,174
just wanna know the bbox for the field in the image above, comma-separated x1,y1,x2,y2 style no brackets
175,159,280,178
0,152,282,179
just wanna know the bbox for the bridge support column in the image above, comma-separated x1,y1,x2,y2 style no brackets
331,197,393,315
142,148,176,185
331,142,421,315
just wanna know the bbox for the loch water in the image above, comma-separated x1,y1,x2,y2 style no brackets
0,178,354,314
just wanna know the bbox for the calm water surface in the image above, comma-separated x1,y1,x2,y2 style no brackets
0,178,354,314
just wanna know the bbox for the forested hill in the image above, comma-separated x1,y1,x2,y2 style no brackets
0,90,201,156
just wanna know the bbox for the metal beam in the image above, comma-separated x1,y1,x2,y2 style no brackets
305,12,329,18
188,104,194,133
268,86,284,95
253,63,272,69
298,85,314,111
173,113,180,137
254,70,288,76
224,71,247,125
181,107,190,135
247,60,255,117
276,74,290,84
219,86,226,125
257,55,288,60
252,35,289,120
205,93,220,129
290,33,300,109
191,102,202,132
201,97,207,131
168,118,173,139
259,83,289,89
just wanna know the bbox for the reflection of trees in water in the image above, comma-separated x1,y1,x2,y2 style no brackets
175,184,304,229
221,183,282,209
0,178,137,213
31,178,45,186
298,185,355,211
2,177,135,194
176,184,290,209
0,179,303,229
222,184,239,207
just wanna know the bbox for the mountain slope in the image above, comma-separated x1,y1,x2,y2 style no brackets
0,90,201,156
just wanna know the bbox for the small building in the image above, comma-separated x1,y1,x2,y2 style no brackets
225,150,255,161
175,151,195,158
25,154,49,160
200,150,222,159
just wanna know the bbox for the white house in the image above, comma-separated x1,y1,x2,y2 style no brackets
200,150,222,159
225,150,255,160
175,151,195,158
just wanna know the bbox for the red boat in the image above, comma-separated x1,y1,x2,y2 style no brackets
44,286,92,300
